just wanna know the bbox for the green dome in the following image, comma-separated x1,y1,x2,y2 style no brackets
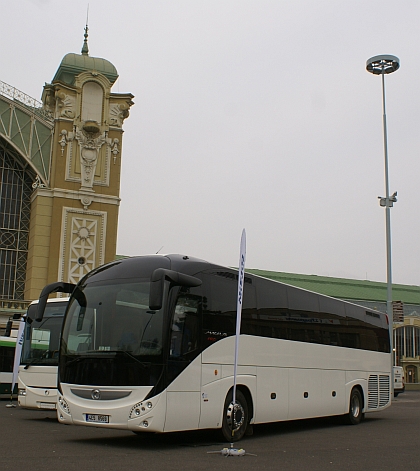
52,52,119,86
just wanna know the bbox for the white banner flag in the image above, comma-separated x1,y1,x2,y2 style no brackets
233,229,246,405
11,318,25,396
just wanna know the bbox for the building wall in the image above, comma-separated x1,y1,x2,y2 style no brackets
394,316,420,389
0,46,133,330
24,67,133,301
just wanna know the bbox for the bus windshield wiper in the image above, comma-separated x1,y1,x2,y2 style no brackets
23,350,54,369
65,356,84,366
23,357,42,369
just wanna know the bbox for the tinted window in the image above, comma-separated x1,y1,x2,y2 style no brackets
201,271,256,345
0,341,15,372
241,274,388,352
192,271,389,354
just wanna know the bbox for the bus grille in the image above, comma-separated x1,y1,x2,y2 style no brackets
368,375,390,409
379,375,390,406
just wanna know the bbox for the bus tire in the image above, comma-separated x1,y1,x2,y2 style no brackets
345,387,364,425
221,389,249,442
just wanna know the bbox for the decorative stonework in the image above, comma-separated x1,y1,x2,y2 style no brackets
59,130,68,156
56,91,76,119
109,102,130,127
68,217,97,283
35,187,120,207
74,127,107,190
58,207,107,286
111,138,119,163
42,85,56,116
80,195,93,210
64,124,112,189
32,175,47,189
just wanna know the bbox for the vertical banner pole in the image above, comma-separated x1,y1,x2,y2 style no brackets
208,230,253,455
232,229,246,410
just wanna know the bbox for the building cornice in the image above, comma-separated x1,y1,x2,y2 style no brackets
32,187,120,207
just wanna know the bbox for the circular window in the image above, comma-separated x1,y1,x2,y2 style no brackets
0,232,16,247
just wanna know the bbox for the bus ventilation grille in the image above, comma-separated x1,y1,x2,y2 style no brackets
368,375,390,409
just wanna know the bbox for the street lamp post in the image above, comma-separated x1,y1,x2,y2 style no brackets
366,54,399,380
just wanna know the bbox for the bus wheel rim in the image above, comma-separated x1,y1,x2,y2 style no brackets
351,396,360,417
226,402,245,431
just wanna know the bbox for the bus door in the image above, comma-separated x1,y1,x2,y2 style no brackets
165,290,202,431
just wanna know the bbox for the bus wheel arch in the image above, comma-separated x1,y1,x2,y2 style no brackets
344,386,364,425
220,386,253,442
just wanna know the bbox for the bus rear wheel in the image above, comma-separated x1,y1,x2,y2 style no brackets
345,387,364,425
221,389,249,442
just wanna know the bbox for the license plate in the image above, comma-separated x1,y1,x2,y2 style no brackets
85,414,109,423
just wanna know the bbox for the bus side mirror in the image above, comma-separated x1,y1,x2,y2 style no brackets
36,282,76,322
4,320,12,337
149,268,202,311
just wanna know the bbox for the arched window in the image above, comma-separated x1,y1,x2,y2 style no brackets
0,140,33,299
81,82,103,124
394,325,420,363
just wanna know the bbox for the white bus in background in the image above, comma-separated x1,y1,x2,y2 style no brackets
18,297,69,410
37,255,392,441
393,366,405,397
0,336,17,398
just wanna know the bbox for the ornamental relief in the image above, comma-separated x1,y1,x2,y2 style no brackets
54,74,132,192
109,102,130,127
58,208,106,286
68,217,97,284
42,86,77,119
63,124,113,189
74,127,107,190
56,91,76,119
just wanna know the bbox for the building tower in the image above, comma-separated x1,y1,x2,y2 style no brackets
0,29,133,325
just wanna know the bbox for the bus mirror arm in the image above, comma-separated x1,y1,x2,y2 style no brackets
149,268,202,310
72,287,87,310
36,282,76,322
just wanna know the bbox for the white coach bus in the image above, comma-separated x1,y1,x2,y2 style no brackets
0,336,17,398
36,255,391,441
18,297,69,409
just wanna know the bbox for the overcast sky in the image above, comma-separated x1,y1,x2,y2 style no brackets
2,1,420,286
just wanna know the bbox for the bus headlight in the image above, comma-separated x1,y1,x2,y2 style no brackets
58,396,71,415
18,388,26,396
129,400,154,419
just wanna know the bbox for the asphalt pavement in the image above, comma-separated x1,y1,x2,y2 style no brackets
1,391,419,471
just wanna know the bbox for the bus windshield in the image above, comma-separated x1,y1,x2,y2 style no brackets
21,302,67,366
60,279,165,387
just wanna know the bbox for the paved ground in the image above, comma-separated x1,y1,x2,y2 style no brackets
1,391,419,471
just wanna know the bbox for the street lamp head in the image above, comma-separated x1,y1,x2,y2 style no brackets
366,55,400,75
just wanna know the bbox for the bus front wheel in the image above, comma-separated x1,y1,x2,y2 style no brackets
221,389,249,442
345,387,364,425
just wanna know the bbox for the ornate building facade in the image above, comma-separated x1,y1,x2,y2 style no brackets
0,30,133,328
